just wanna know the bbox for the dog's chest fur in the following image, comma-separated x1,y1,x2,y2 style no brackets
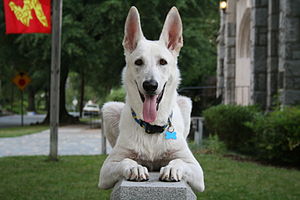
117,105,184,171
127,148,178,171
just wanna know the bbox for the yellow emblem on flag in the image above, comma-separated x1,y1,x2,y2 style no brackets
9,0,49,27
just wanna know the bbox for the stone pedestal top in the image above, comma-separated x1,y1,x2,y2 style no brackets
111,172,196,200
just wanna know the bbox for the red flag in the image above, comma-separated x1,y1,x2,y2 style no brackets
3,0,51,34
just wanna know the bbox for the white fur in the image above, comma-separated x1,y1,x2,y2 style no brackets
102,101,124,147
98,6,204,192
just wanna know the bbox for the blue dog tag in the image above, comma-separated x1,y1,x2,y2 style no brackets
165,126,177,140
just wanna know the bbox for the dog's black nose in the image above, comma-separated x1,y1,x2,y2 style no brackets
143,80,158,93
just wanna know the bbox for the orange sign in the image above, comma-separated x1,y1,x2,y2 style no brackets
12,72,31,90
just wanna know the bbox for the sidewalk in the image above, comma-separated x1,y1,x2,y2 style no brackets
0,125,112,157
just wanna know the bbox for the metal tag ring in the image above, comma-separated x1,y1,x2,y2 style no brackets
167,126,174,133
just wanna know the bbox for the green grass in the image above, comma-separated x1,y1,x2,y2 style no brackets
0,155,111,200
0,125,49,138
196,154,300,200
0,154,299,200
79,117,100,123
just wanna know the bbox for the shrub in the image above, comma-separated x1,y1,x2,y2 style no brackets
105,87,126,102
188,134,226,154
203,104,260,153
202,134,227,154
247,107,300,165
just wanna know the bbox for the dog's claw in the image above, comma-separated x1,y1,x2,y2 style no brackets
124,164,149,182
159,163,183,182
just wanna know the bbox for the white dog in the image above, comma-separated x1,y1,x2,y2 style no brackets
98,6,205,192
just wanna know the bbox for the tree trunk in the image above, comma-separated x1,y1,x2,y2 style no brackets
43,64,79,124
10,84,14,112
59,64,77,123
79,69,85,117
27,88,36,112
45,88,50,113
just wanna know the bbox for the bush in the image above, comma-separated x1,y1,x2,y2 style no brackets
202,134,227,154
189,134,226,154
203,104,260,153
247,107,300,165
105,87,126,102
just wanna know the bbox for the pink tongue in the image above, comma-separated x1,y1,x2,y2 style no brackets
143,95,158,123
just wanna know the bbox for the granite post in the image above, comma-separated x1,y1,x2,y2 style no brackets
111,173,196,200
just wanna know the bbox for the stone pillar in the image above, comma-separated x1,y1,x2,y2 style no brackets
216,11,225,100
250,0,268,108
223,0,236,104
278,0,300,106
266,0,279,110
111,173,196,200
235,0,251,106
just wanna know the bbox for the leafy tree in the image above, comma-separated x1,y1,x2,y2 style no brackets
0,0,219,122
129,0,219,86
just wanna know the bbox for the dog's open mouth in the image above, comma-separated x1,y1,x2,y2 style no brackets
136,82,166,123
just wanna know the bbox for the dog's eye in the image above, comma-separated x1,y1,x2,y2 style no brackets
135,59,144,66
159,59,168,65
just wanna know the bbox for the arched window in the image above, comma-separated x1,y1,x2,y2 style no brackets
238,9,251,58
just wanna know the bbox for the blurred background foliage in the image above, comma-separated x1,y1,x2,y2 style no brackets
0,0,219,122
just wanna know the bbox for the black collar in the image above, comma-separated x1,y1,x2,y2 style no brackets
131,109,171,134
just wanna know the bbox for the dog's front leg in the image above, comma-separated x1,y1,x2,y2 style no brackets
99,157,149,189
159,158,205,192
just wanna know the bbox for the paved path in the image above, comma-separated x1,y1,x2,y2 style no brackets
0,125,112,157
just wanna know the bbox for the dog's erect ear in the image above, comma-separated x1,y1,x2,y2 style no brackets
159,7,183,54
123,6,144,53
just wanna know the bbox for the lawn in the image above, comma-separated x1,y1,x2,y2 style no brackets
0,125,49,138
79,116,101,123
0,154,299,200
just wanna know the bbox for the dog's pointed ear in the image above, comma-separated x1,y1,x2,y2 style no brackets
123,6,144,53
159,7,183,54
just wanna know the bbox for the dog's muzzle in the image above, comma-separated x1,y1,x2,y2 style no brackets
135,81,166,123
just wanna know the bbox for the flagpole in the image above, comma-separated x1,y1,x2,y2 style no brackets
49,0,63,161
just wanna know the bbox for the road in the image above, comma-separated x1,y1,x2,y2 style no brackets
0,114,46,128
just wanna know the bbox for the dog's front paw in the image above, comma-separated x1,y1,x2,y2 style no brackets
121,158,149,181
125,164,149,181
159,159,184,182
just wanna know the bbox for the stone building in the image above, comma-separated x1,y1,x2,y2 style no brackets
217,0,300,109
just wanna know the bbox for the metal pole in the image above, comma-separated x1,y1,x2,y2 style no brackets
192,117,203,145
49,0,63,161
101,112,107,154
21,90,24,126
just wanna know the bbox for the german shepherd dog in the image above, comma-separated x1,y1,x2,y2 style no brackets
98,6,204,192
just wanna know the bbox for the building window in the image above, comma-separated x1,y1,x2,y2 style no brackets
238,9,251,58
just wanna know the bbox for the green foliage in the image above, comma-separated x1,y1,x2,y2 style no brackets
247,107,300,165
65,72,102,112
203,104,260,153
1,95,24,115
190,134,226,154
105,87,126,102
136,0,219,87
0,0,219,116
202,134,227,154
204,104,300,166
